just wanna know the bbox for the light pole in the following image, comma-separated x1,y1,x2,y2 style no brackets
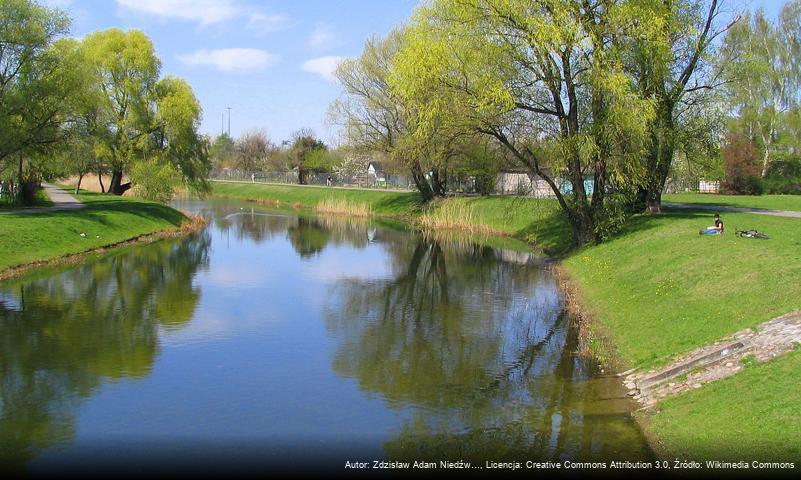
227,107,232,137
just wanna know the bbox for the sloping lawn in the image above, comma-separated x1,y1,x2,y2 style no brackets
0,191,186,272
647,349,801,461
563,207,801,368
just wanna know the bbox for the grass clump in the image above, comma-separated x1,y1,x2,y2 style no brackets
419,199,500,235
314,198,372,217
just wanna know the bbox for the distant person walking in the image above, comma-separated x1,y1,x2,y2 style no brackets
251,173,255,183
326,175,333,187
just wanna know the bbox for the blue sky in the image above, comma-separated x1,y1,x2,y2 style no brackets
46,0,781,145
47,0,420,145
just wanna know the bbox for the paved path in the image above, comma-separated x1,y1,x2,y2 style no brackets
0,183,84,215
664,201,801,218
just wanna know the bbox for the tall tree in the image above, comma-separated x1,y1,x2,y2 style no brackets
288,128,326,184
635,0,735,213
0,0,84,202
81,29,208,196
722,1,801,178
392,0,656,245
234,129,274,172
332,30,452,201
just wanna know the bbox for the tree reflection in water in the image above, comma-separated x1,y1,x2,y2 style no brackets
325,233,651,462
0,232,211,468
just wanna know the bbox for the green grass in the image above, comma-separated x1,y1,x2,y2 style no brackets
0,191,186,272
665,193,801,212
211,181,422,216
0,188,53,209
562,207,801,368
647,350,801,461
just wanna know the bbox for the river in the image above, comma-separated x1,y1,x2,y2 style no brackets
0,196,651,474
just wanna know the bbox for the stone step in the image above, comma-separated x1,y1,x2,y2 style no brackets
636,340,752,390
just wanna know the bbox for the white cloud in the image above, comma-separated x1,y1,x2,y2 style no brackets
308,23,336,50
178,48,279,73
246,12,292,33
116,0,239,25
116,0,291,30
301,56,347,82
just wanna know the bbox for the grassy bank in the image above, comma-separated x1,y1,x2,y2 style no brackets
563,208,801,368
0,191,187,274
646,349,801,461
211,181,572,254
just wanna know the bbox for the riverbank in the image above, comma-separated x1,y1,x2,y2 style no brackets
210,181,801,462
0,190,203,281
210,181,573,254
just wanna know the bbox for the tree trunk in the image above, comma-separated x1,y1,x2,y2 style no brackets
97,171,105,193
108,170,131,195
17,154,23,204
431,169,447,197
410,163,434,202
75,173,83,195
641,107,675,214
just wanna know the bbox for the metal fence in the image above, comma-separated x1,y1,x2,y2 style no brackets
210,169,722,197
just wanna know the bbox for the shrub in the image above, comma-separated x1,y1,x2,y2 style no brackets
130,160,178,203
721,133,762,195
763,153,801,194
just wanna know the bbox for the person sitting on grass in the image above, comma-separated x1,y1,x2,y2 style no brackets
699,213,724,235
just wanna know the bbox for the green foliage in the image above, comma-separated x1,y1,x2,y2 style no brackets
452,143,499,196
763,153,801,194
79,29,208,197
210,133,236,169
0,0,72,168
288,129,327,183
304,148,341,173
721,1,801,177
390,0,663,243
130,159,178,203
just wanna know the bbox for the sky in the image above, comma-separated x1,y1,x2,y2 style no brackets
45,0,420,145
45,0,782,146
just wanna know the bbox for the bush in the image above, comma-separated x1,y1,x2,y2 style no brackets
722,175,764,195
763,154,801,194
130,160,178,203
721,133,762,195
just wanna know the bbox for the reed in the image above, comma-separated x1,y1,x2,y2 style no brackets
418,199,502,236
314,198,372,217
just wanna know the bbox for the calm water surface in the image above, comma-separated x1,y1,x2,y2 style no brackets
0,197,651,473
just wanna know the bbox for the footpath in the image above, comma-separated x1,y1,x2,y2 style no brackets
0,183,84,215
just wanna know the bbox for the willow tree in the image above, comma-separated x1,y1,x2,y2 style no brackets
0,0,86,203
391,0,656,246
331,30,457,201
81,29,208,197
